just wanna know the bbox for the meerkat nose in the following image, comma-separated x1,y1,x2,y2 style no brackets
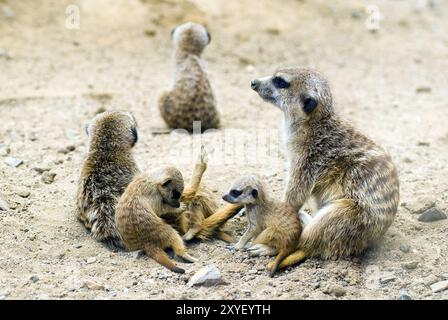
251,80,260,91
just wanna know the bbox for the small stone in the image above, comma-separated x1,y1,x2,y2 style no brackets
82,279,104,291
42,172,56,184
28,234,36,241
157,270,170,280
416,86,431,93
398,289,412,300
418,207,447,222
0,145,10,156
0,196,9,211
30,275,39,283
17,190,30,198
323,286,346,297
33,167,50,174
402,261,418,270
131,250,145,259
58,145,75,154
399,244,411,253
74,244,82,249
144,29,157,37
312,281,321,289
380,272,396,284
417,141,430,146
4,157,23,167
242,289,251,296
0,48,6,58
430,280,448,293
187,265,223,287
2,5,14,18
406,196,436,214
86,257,97,264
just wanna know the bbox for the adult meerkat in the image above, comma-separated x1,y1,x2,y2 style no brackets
76,110,139,249
159,22,220,132
115,166,196,273
251,68,400,269
222,175,302,277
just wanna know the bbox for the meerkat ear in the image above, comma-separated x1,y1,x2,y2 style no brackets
85,123,90,136
302,96,318,114
206,30,211,44
170,26,177,37
251,189,258,199
131,127,138,146
162,179,172,187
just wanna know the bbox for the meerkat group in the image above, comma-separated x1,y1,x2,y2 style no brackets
75,22,399,276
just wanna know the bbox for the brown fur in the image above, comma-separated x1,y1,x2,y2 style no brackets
252,68,400,270
76,111,139,249
223,175,302,276
115,167,196,273
159,22,219,132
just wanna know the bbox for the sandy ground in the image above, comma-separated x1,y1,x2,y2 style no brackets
0,0,447,300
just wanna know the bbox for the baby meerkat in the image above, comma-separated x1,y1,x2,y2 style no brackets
222,175,302,277
159,22,220,132
251,68,400,269
76,110,139,249
115,166,196,274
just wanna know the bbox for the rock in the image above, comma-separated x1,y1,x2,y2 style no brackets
131,250,145,259
418,207,447,222
30,275,39,283
442,273,448,280
398,289,412,300
144,29,157,37
380,272,396,284
187,265,223,287
0,196,9,211
33,167,50,174
74,244,82,249
58,145,76,154
417,141,430,146
323,286,346,297
402,261,418,270
405,196,436,214
0,48,6,58
416,86,431,93
82,279,104,291
0,145,10,156
430,280,448,293
42,172,56,184
86,257,97,264
399,244,411,253
17,190,30,198
4,157,23,168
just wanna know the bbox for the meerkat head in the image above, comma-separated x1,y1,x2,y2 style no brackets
171,22,211,55
251,68,334,121
151,166,185,209
85,110,138,152
222,175,265,205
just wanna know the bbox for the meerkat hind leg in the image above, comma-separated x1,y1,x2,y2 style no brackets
143,244,185,274
247,244,277,257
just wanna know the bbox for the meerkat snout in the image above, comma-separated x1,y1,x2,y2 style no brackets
222,176,260,205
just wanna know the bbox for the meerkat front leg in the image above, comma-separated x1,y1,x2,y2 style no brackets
284,160,314,212
234,224,258,250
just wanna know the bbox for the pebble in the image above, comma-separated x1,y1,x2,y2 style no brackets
430,280,448,293
323,286,346,297
30,275,39,283
4,157,23,167
187,265,223,287
380,272,396,284
405,196,436,214
82,279,105,291
42,172,56,184
0,145,10,156
398,289,412,300
416,86,431,93
17,190,30,198
399,244,411,253
0,48,6,58
0,196,9,211
74,244,82,249
33,167,50,174
86,257,97,264
58,145,76,154
418,207,447,222
402,261,418,270
2,5,14,18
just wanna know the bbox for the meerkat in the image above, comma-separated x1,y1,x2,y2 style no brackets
115,166,197,273
251,67,400,270
163,147,242,242
76,110,139,249
222,175,303,277
159,22,220,132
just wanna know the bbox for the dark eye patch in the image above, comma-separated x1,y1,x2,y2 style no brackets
251,189,258,199
272,76,290,89
230,189,242,198
302,96,318,114
131,127,138,145
172,189,181,200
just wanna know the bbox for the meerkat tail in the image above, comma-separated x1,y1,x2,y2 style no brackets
181,149,208,202
216,231,235,243
195,203,243,241
268,249,290,277
277,249,308,270
143,244,185,274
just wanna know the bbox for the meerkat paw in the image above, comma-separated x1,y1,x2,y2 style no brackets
233,240,249,251
182,229,197,241
247,244,277,257
298,211,313,226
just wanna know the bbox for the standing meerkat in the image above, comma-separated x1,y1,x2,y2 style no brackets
76,110,139,249
251,68,400,269
115,166,197,274
159,22,220,132
222,175,302,277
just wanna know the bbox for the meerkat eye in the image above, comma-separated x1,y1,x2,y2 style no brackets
131,127,138,145
206,30,211,44
302,97,318,114
251,189,258,199
272,77,290,89
162,179,172,187
230,189,242,198
172,189,181,200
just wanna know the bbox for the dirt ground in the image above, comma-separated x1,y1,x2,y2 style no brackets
0,0,447,300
